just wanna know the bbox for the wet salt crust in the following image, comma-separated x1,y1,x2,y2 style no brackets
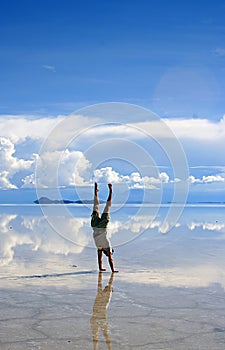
1,205,225,349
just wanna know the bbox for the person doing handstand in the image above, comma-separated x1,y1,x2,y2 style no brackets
91,182,119,273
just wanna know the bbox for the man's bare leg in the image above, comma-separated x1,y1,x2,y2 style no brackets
93,182,100,214
103,184,112,213
107,183,112,202
95,182,99,197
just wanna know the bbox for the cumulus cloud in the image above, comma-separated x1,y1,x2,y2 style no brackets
94,167,127,184
0,137,34,189
21,173,35,188
0,171,17,189
93,166,170,189
189,174,225,184
188,175,201,184
159,172,170,183
188,221,225,231
58,149,92,186
35,149,92,188
1,113,225,190
202,175,225,183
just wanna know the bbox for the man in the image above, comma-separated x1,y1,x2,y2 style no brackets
91,182,119,273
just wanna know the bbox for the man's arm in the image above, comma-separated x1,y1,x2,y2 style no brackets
108,253,119,273
98,250,106,272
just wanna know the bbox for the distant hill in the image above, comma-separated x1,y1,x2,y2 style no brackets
34,197,96,204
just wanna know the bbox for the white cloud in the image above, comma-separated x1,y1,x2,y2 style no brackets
189,174,225,184
21,173,35,188
132,115,225,141
0,171,17,189
82,123,141,140
166,115,225,141
188,221,225,231
94,167,126,184
93,166,170,189
159,172,170,183
0,116,63,143
35,149,92,188
0,137,32,171
1,113,225,145
58,149,92,186
188,175,201,184
0,114,225,190
202,175,225,183
85,117,224,142
0,137,34,189
42,64,56,72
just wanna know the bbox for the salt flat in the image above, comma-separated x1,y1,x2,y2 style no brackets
1,205,225,349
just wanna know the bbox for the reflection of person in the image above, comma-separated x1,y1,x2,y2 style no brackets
91,182,118,273
90,272,114,350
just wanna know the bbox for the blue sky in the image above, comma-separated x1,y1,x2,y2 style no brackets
0,0,225,202
0,0,225,117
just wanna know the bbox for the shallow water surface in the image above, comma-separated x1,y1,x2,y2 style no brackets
1,205,225,349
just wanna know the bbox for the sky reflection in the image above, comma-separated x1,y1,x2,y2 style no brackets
0,205,225,290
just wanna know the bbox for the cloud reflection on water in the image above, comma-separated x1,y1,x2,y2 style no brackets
0,213,90,266
0,206,225,290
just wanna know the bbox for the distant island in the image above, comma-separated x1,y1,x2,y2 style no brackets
34,197,97,204
34,197,225,205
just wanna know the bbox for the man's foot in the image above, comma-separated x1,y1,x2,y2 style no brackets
99,268,106,272
112,270,119,273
